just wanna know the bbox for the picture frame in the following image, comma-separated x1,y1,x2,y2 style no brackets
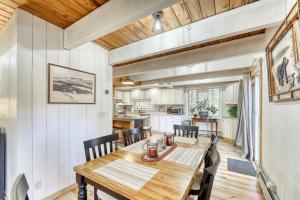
48,63,96,104
266,2,300,102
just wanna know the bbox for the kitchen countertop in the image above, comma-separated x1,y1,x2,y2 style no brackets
113,114,150,121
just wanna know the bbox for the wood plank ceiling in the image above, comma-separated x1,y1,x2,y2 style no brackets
0,0,256,51
0,0,109,30
95,0,257,50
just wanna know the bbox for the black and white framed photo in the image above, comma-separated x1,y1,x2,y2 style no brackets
48,63,96,104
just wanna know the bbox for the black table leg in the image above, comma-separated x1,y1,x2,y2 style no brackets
77,174,87,200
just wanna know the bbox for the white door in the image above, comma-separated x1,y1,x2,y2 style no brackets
222,119,232,139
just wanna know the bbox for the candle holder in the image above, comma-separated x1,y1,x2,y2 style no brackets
165,132,175,146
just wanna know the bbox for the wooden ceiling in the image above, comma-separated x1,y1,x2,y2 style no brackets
95,0,257,50
0,0,257,51
0,0,109,30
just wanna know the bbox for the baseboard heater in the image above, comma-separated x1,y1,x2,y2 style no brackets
257,166,280,200
0,127,6,200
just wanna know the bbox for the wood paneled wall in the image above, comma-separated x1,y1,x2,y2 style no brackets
0,9,112,200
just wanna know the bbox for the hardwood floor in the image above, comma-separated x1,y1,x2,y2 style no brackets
54,138,264,200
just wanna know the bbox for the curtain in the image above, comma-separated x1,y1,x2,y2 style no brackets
235,74,253,160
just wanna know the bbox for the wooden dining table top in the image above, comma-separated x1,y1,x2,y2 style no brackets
74,136,211,200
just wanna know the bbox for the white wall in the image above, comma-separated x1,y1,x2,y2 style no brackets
0,9,112,199
261,1,300,199
0,11,17,200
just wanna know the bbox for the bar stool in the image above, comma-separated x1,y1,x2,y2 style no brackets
142,126,152,139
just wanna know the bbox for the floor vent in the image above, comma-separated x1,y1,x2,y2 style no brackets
257,166,280,200
0,128,6,200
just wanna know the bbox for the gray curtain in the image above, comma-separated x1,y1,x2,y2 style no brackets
235,74,253,160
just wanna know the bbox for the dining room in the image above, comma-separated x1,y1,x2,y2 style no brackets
0,0,300,200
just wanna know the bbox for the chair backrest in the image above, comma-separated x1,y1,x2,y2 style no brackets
198,147,220,200
211,134,219,147
174,125,199,138
124,128,142,146
131,127,142,142
84,134,119,162
124,129,133,147
11,174,29,200
182,120,192,126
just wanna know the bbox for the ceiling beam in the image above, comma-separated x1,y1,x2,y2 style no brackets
128,53,257,82
63,0,179,50
113,34,266,77
109,0,285,65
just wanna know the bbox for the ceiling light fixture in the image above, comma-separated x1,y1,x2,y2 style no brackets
121,78,135,85
152,11,164,33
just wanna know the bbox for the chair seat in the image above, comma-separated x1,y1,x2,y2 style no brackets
97,190,118,200
142,126,151,130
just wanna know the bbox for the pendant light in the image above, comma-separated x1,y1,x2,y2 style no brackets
121,78,135,85
152,11,164,33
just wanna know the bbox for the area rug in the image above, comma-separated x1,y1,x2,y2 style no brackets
227,158,256,177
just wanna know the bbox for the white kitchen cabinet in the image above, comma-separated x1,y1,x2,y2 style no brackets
150,88,161,104
169,89,175,104
222,119,232,139
150,115,160,131
221,118,238,140
161,89,170,104
115,90,123,100
144,89,151,99
223,84,234,104
130,89,144,99
233,82,240,104
174,88,184,104
159,115,168,132
122,91,131,105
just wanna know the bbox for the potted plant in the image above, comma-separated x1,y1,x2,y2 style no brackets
191,99,218,118
227,105,237,118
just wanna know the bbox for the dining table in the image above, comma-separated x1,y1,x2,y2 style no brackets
74,135,211,200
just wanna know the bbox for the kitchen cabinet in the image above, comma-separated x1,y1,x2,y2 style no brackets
122,91,131,105
150,115,160,131
161,89,170,104
221,118,238,140
130,89,145,99
150,114,184,133
223,84,234,104
233,82,240,104
223,82,239,105
173,88,184,104
115,90,122,100
149,88,161,104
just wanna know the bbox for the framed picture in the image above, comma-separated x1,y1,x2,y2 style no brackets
266,2,300,102
48,63,96,104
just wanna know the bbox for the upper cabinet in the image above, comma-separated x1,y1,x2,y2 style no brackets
117,87,185,105
130,89,145,99
161,89,170,104
115,90,123,100
223,82,239,105
122,91,131,105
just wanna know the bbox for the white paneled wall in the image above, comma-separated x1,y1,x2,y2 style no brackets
0,9,112,199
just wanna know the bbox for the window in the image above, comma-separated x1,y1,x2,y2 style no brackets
188,88,220,117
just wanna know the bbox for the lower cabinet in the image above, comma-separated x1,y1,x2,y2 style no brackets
221,118,238,140
150,115,183,133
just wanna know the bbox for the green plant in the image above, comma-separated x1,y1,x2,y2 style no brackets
228,106,237,118
191,99,218,114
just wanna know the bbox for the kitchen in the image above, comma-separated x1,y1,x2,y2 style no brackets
113,81,239,142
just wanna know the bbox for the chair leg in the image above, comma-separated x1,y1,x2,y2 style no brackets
94,187,98,200
149,129,152,136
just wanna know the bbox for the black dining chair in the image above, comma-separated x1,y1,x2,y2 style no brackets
11,174,29,200
189,146,220,200
174,125,199,138
182,120,192,126
211,134,219,147
83,134,119,200
124,128,142,146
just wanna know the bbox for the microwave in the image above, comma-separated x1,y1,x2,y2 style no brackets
167,107,183,114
